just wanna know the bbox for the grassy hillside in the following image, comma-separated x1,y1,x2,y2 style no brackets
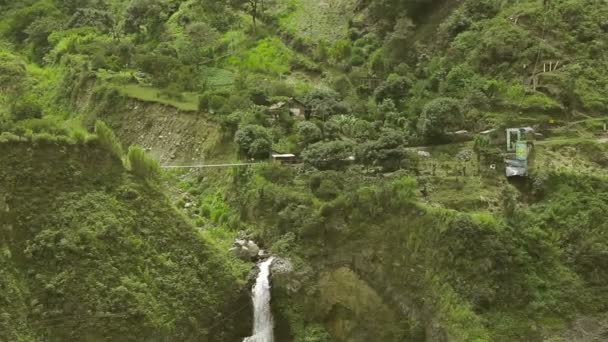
0,136,250,341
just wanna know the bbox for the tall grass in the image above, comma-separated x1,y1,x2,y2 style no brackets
94,120,123,158
127,145,160,180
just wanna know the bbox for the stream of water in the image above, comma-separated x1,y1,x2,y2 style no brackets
243,257,275,342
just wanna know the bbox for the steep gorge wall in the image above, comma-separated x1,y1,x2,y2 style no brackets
0,139,251,341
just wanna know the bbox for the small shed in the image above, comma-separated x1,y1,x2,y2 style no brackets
272,153,298,164
269,98,307,120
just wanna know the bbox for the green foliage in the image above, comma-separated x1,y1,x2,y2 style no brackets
301,140,354,170
0,52,27,90
234,124,272,159
199,192,240,227
3,1,608,340
10,94,43,121
417,97,463,143
374,73,411,104
310,171,344,201
329,39,352,63
357,129,412,172
117,84,197,112
127,145,160,180
135,53,181,88
5,1,62,45
17,117,69,136
303,88,350,120
332,75,352,97
473,134,491,167
369,48,387,75
94,120,123,159
0,142,248,341
302,325,333,342
384,17,415,61
124,0,169,39
314,40,328,62
229,37,293,75
296,121,322,147
67,8,114,32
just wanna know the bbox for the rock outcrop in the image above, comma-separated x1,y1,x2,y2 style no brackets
230,239,261,261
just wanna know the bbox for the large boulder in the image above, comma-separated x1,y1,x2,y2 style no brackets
230,239,261,261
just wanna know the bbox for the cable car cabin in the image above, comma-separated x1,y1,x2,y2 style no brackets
271,153,298,164
505,127,535,178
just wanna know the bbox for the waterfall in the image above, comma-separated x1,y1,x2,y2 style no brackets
243,257,275,342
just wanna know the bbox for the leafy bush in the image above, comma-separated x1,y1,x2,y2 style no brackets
229,37,293,75
417,97,463,143
332,75,353,97
296,121,322,146
0,53,27,90
234,125,272,159
10,95,43,121
356,129,411,171
135,53,181,87
303,88,350,120
314,179,340,200
301,140,354,169
87,86,125,121
17,117,69,136
314,40,328,62
374,73,411,104
330,40,352,63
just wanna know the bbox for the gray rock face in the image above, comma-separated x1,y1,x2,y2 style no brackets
270,257,293,275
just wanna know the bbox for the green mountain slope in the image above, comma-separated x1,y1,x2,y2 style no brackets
1,0,608,341
0,138,250,341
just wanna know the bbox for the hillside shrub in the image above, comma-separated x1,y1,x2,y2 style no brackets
230,37,293,75
330,40,352,63
127,145,160,180
417,97,463,143
234,125,272,159
296,121,322,146
10,95,43,121
301,140,354,169
94,120,123,158
18,117,69,136
303,88,350,120
356,129,411,172
0,53,26,90
314,179,340,201
374,73,411,104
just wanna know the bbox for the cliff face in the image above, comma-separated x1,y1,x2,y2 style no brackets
0,139,250,341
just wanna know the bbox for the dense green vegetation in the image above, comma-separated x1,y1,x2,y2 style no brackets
2,0,608,340
0,138,251,341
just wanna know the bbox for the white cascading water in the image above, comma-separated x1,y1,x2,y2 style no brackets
243,257,275,342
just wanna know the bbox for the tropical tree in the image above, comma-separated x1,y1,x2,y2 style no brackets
417,97,463,143
301,140,354,169
234,124,272,158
